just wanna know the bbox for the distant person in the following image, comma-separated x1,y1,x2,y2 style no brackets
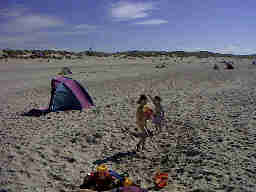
58,67,72,76
225,62,234,70
222,60,234,70
213,63,219,70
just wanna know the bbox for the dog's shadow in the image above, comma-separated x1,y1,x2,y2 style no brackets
93,150,142,165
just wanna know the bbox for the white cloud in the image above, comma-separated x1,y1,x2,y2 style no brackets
41,24,98,36
0,24,98,49
111,1,155,20
0,6,99,49
0,6,28,17
55,31,92,36
0,5,64,33
74,24,97,30
0,34,50,49
134,19,168,25
18,15,63,30
3,15,64,33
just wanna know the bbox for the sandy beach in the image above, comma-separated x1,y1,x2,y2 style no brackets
1,56,256,192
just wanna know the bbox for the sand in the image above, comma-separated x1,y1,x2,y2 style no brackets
0,56,256,192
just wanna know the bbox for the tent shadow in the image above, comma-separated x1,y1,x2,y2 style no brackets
93,150,139,165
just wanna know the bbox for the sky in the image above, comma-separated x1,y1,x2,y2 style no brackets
0,0,256,54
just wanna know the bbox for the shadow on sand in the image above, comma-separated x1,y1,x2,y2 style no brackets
93,150,141,165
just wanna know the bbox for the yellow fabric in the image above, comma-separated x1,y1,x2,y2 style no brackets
143,104,154,112
123,177,133,186
96,164,108,172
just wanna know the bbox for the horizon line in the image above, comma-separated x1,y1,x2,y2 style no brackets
1,48,256,56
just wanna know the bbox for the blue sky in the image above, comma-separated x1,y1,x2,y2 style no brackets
1,0,256,54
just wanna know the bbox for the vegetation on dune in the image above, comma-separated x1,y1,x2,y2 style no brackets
0,49,256,59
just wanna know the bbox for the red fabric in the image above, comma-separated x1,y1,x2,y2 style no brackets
144,109,153,120
154,173,168,188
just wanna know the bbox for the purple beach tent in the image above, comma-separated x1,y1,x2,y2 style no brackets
22,76,94,117
49,76,94,111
